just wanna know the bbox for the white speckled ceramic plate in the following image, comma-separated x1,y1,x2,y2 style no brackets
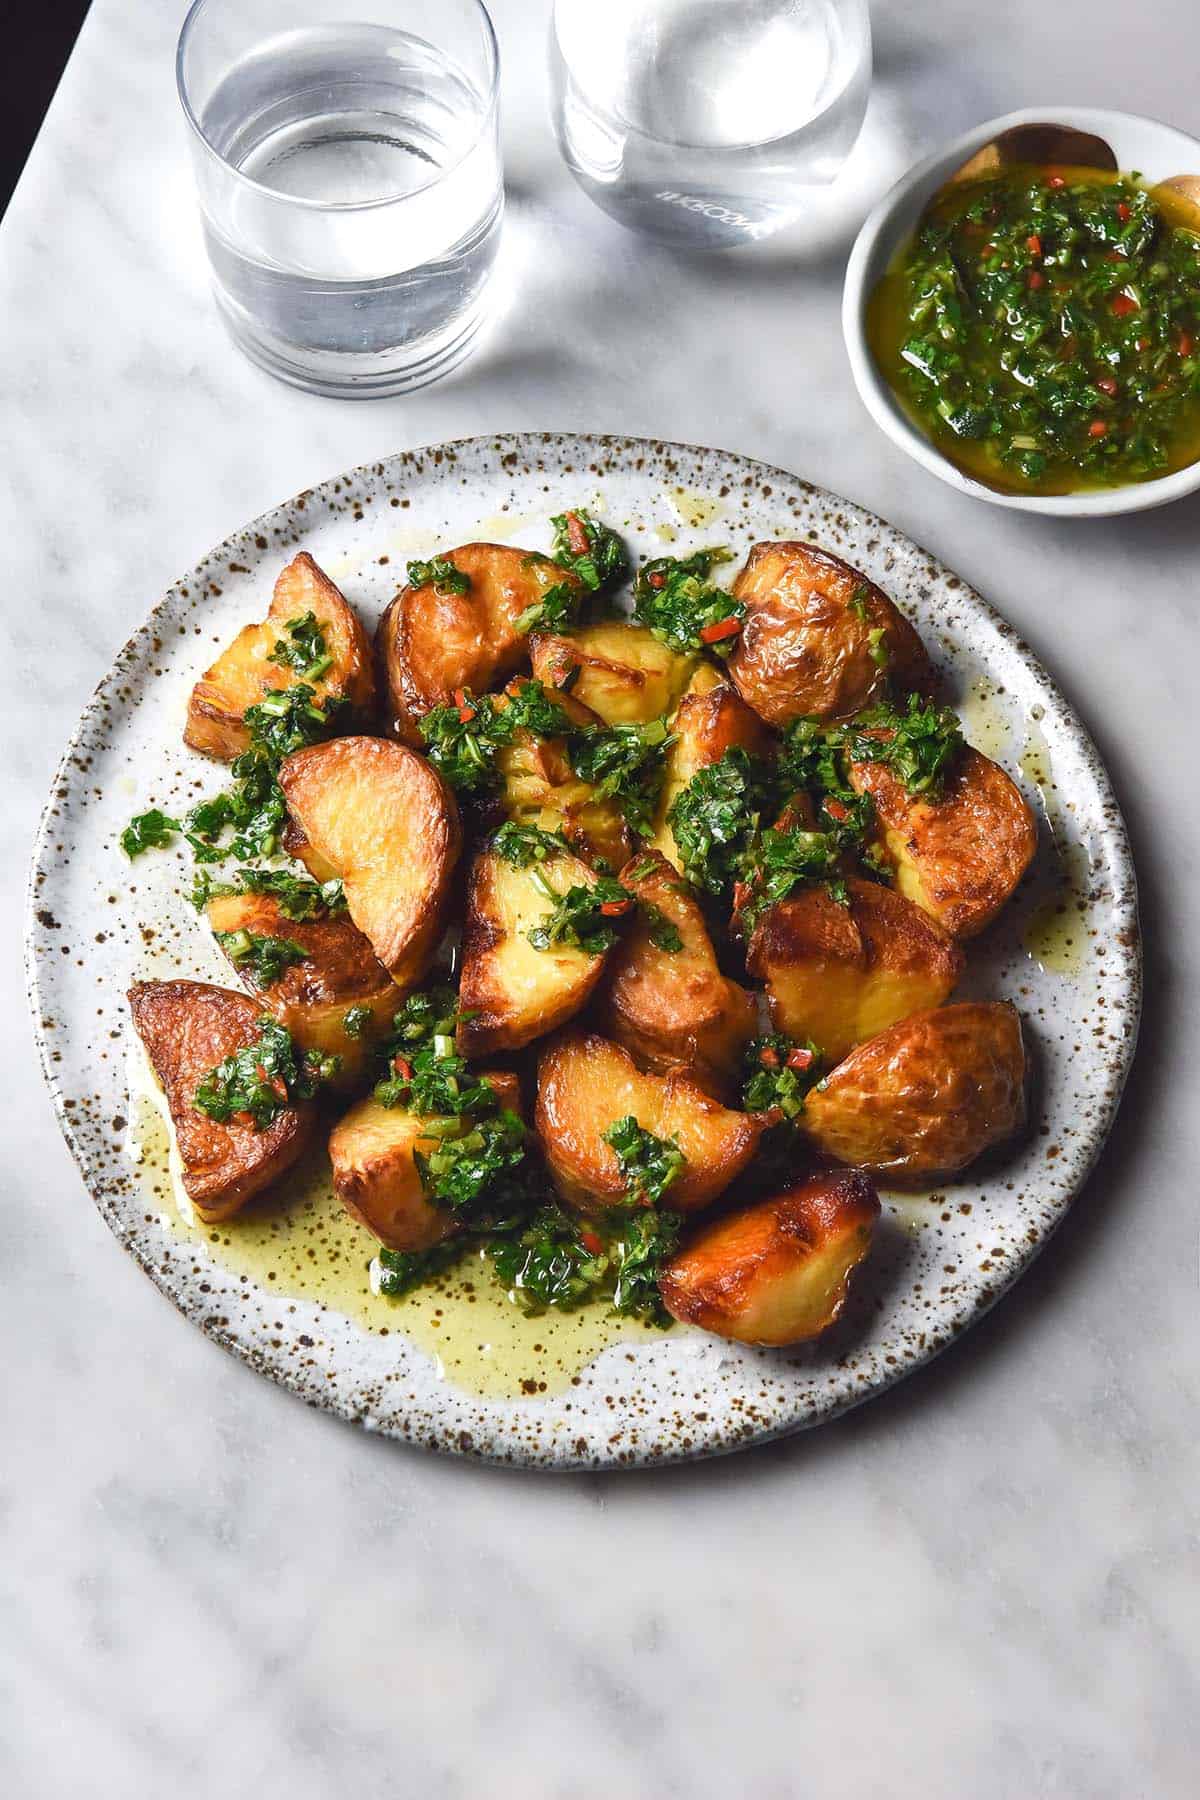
26,434,1140,1468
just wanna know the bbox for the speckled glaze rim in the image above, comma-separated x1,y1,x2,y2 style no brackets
26,433,1142,1469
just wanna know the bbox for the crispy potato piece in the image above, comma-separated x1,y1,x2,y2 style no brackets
801,1001,1027,1184
185,553,374,761
727,541,932,727
659,1170,880,1344
535,1031,763,1215
206,891,397,1086
128,979,314,1223
457,844,608,1056
746,878,963,1063
849,747,1037,939
376,544,581,743
280,816,340,885
530,620,697,724
599,849,757,1095
494,687,631,870
650,668,771,870
278,736,461,986
329,1071,520,1252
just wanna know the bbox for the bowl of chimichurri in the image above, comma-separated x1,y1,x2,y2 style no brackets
843,108,1200,513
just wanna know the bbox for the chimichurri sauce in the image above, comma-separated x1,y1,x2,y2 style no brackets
867,165,1200,494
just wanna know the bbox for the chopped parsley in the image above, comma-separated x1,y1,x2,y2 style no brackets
642,905,683,953
489,1205,610,1313
548,508,629,593
341,1004,372,1039
526,873,634,955
418,680,569,794
491,820,572,867
193,1017,338,1130
214,928,308,987
603,1115,685,1209
193,866,347,919
569,717,672,839
665,748,774,897
735,823,848,932
514,577,585,638
375,1242,464,1298
270,612,332,681
845,693,964,797
741,1035,822,1120
632,547,743,654
121,809,182,858
406,555,470,596
609,1208,680,1326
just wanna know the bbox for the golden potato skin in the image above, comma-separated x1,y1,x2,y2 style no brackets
128,979,315,1223
727,541,933,727
278,736,461,987
206,891,397,1085
535,1031,763,1216
660,1170,881,1345
529,620,697,724
457,845,608,1056
599,849,757,1096
185,553,374,761
376,544,581,744
746,877,963,1063
650,670,771,870
329,1070,520,1251
801,1001,1027,1184
494,688,631,871
849,747,1037,939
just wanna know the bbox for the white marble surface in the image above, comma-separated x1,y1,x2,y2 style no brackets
3,1,1198,1793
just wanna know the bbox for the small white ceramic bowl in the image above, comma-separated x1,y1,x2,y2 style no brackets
842,106,1200,516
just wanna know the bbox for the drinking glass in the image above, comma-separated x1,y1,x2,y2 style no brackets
549,0,872,250
177,0,502,397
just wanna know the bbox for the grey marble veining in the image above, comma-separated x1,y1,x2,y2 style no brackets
2,1,1197,1794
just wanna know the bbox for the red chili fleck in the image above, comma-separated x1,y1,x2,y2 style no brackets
759,1046,781,1070
981,242,996,258
1111,292,1139,318
270,1077,288,1101
1096,375,1118,397
1179,330,1195,357
824,797,849,823
1026,233,1042,256
565,510,590,558
1048,173,1066,188
732,880,752,913
648,571,667,589
1105,250,1126,263
1088,419,1109,438
699,615,742,643
1136,337,1150,352
580,1228,604,1256
233,1110,255,1129
391,1056,413,1079
786,1047,815,1072
1116,201,1132,222
599,898,632,917
453,686,476,723
1027,270,1046,290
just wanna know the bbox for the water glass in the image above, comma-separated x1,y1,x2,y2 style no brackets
550,0,872,250
177,0,502,397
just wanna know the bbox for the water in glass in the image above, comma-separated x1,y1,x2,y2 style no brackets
550,0,871,249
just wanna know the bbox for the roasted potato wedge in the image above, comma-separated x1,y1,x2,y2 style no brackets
848,747,1037,939
280,816,341,885
659,1169,880,1345
278,736,461,986
185,553,374,761
746,877,963,1063
329,1071,520,1252
727,541,933,727
650,668,771,870
376,543,581,743
494,687,631,870
801,1001,1027,1184
535,1031,763,1215
128,979,315,1223
457,844,608,1056
206,891,397,1085
530,620,697,724
599,849,757,1095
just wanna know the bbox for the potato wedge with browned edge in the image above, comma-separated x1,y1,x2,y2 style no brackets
727,541,933,727
457,844,608,1056
494,687,631,870
650,667,771,870
848,747,1037,939
329,1071,521,1251
278,736,461,987
185,553,374,761
206,890,397,1085
659,1169,881,1344
801,1001,1026,1184
376,544,581,743
530,619,697,725
600,848,757,1095
280,816,340,885
129,979,315,1223
747,877,963,1063
535,1031,763,1215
